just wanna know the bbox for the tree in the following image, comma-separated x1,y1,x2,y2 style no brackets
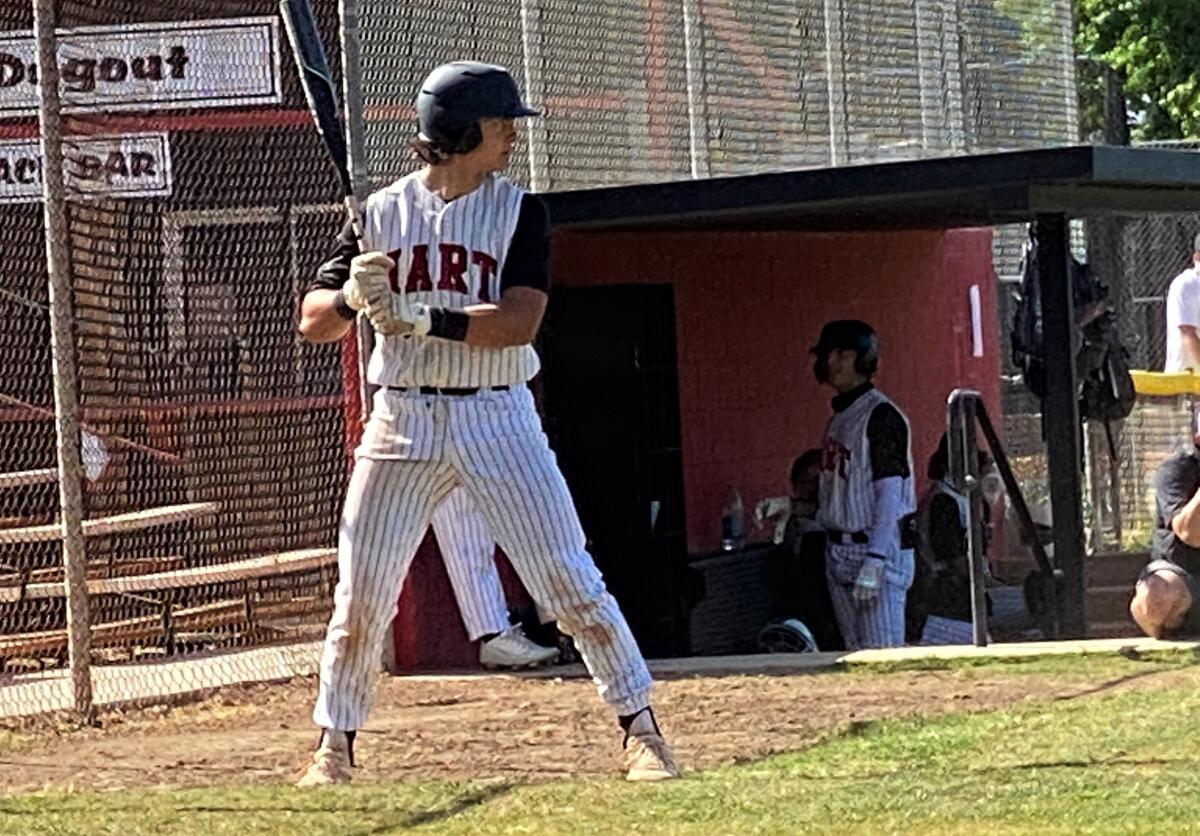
1074,0,1200,141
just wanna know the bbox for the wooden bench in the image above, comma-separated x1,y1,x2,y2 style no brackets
0,547,335,604
0,595,330,663
0,502,221,545
0,469,58,490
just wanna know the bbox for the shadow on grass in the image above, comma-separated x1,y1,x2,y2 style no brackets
397,782,512,828
1051,667,1180,701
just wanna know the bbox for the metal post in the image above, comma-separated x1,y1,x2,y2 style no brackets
948,389,988,647
1036,213,1087,637
33,0,94,721
519,0,549,191
822,0,847,165
681,0,710,179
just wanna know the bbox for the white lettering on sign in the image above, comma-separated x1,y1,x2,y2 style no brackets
0,132,173,203
0,17,281,118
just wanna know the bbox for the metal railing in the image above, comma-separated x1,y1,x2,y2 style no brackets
948,389,1060,645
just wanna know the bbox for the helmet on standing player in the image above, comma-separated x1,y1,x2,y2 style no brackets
415,62,539,156
810,319,879,381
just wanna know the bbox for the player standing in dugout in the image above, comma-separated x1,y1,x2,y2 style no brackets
812,321,917,649
295,62,680,785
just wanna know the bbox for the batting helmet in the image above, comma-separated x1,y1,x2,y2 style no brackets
810,319,879,377
757,618,820,654
415,62,539,155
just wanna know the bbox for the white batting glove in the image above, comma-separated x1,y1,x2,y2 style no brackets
342,252,432,337
342,251,394,311
853,557,884,604
370,299,433,337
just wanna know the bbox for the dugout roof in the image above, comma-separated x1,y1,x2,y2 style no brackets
542,145,1200,232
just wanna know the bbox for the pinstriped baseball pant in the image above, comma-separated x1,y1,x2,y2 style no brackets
826,575,909,650
432,488,512,641
313,385,653,732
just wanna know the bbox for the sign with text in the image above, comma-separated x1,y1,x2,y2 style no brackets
0,132,173,203
0,17,281,118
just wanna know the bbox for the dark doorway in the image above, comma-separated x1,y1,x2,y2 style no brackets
538,284,693,657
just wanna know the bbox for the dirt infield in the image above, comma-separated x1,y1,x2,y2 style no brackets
0,662,1184,794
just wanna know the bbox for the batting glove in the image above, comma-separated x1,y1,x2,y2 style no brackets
343,251,394,312
369,298,433,337
343,252,433,337
853,557,885,604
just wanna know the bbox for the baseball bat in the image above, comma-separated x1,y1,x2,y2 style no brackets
279,0,374,424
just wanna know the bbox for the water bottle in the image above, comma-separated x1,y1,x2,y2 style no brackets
720,486,745,551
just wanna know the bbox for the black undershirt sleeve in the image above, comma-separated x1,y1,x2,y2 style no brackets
499,194,551,294
308,219,358,294
867,403,911,481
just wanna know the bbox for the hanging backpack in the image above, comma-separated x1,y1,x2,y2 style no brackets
1010,227,1136,454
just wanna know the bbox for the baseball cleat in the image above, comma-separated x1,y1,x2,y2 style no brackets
479,626,558,669
623,732,681,782
296,730,353,787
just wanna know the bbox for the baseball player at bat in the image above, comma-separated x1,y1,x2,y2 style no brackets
296,62,679,785
433,486,558,668
812,320,916,649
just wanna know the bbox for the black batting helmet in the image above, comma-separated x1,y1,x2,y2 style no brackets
415,62,539,155
810,319,879,376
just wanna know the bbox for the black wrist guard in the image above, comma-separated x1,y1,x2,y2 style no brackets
428,307,469,341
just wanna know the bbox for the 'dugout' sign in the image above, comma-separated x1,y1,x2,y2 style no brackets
0,16,282,117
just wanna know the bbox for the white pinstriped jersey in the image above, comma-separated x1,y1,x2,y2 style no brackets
361,172,540,388
817,388,916,535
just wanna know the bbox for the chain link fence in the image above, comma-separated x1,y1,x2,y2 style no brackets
1,0,347,719
350,0,1077,192
1,0,1087,719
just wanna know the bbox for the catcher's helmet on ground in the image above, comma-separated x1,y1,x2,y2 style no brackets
757,618,820,654
416,62,539,155
810,319,880,375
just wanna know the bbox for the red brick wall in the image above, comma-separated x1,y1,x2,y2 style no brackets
551,227,1001,553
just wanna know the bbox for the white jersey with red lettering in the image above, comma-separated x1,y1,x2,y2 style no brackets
312,172,654,733
817,387,915,536
361,172,540,388
818,387,915,650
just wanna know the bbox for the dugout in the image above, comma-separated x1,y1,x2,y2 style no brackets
389,145,1200,669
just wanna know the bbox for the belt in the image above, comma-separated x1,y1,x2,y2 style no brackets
827,514,917,550
387,385,510,396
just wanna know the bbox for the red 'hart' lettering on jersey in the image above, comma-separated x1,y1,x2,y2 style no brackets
438,244,469,293
388,243,498,299
822,437,851,479
386,248,403,292
472,252,498,302
406,245,432,292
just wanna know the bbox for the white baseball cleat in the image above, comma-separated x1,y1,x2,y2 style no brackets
479,626,559,669
296,730,353,787
624,731,682,782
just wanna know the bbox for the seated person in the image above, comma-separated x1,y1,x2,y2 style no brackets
906,433,994,645
1151,408,1200,577
1131,560,1200,639
756,450,845,651
1134,410,1200,639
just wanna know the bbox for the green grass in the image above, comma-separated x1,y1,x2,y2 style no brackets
844,645,1200,676
5,654,1200,835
